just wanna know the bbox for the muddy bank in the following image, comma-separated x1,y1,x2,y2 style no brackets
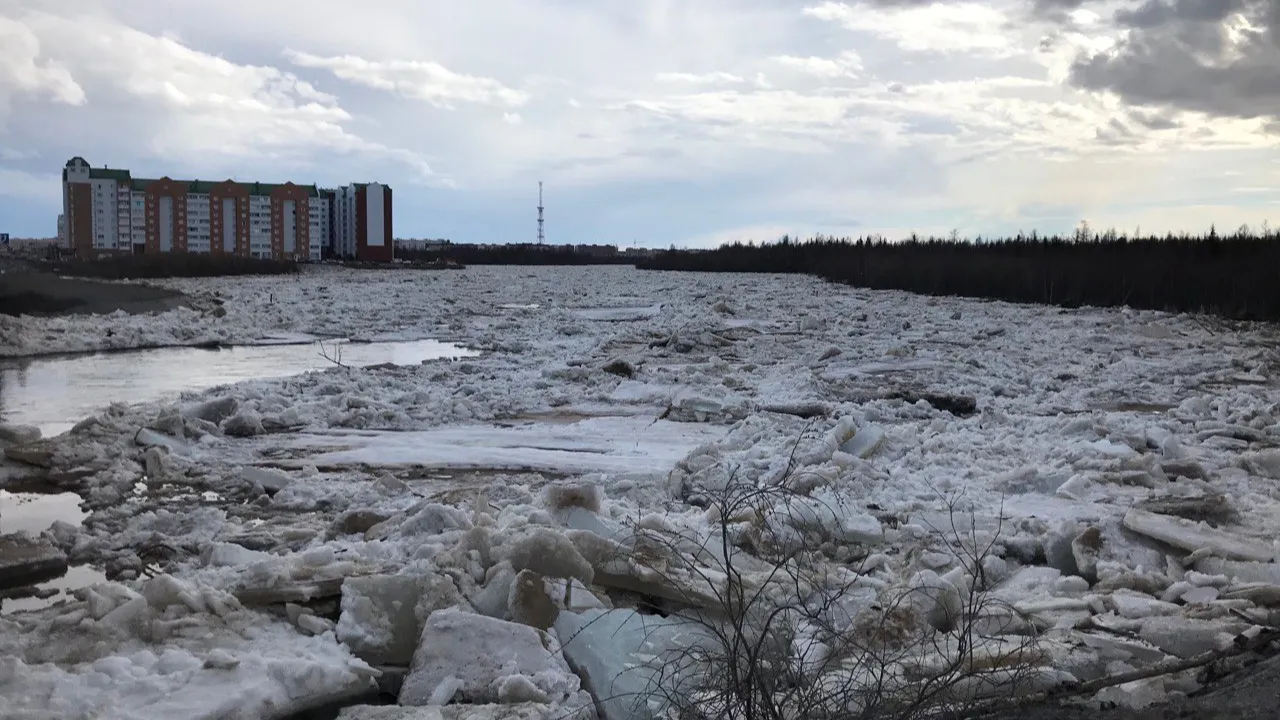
0,272,189,317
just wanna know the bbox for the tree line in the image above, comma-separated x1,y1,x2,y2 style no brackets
397,244,635,266
637,227,1280,320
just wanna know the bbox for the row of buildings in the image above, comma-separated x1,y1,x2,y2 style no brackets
58,157,393,262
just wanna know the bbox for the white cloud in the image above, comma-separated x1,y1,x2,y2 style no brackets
769,50,863,79
804,1,1020,56
2,8,437,183
284,50,528,109
0,16,85,114
654,71,746,85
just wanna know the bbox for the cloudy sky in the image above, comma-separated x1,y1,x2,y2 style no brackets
1,0,1277,246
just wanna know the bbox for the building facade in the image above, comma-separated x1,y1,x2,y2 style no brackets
329,182,393,261
60,157,392,262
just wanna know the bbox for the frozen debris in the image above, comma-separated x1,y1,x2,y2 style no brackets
1109,592,1181,619
545,577,610,613
759,401,830,419
888,390,978,417
555,609,711,720
581,534,724,609
234,578,346,606
1137,616,1248,659
667,389,732,423
557,507,626,542
338,703,571,719
1242,449,1280,480
1193,557,1280,585
1136,493,1235,525
0,533,69,589
499,527,595,587
329,509,396,539
1220,584,1280,606
1123,509,1277,562
472,562,518,619
602,359,636,378
1161,459,1211,481
768,496,883,545
241,466,294,495
545,481,604,514
0,423,41,445
1094,677,1173,710
1180,585,1221,604
0,590,379,720
223,411,266,437
399,608,580,706
337,573,465,666
401,503,474,536
183,396,239,425
1078,632,1169,665
134,427,194,457
838,425,886,459
3,441,54,467
509,569,559,630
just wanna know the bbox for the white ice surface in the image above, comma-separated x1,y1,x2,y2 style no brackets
279,417,725,475
9,266,1280,717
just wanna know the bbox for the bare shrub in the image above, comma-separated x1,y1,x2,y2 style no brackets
560,464,1050,720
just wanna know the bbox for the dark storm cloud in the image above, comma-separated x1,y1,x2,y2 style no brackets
1114,0,1246,28
1068,0,1280,120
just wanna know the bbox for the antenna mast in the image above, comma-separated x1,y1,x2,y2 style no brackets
537,182,545,245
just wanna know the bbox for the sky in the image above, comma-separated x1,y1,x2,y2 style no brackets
1,0,1278,247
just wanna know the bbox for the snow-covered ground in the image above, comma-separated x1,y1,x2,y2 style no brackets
5,265,1280,717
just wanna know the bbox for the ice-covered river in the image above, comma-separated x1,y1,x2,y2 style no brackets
0,338,478,437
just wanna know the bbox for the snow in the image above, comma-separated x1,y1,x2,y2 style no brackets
277,417,725,475
0,574,378,720
8,265,1280,716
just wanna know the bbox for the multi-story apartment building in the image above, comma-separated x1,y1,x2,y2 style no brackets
59,157,393,262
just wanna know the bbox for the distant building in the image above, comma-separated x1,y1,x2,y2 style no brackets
573,244,619,258
329,182,393,262
59,157,393,262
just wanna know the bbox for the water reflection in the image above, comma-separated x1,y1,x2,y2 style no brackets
0,339,478,437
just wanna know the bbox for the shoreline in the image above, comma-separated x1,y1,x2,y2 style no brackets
0,272,190,318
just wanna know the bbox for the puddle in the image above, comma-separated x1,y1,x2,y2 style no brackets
498,303,541,310
0,338,479,437
1,564,108,615
0,488,86,534
0,485,103,616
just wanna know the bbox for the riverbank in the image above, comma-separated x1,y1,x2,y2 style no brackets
0,272,190,318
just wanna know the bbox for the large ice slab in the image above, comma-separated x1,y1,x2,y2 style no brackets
1123,510,1278,562
555,609,711,720
399,609,580,706
336,573,464,666
280,417,726,475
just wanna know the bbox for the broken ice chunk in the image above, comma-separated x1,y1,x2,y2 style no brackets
839,426,886,459
399,609,578,706
1123,510,1277,562
336,573,464,666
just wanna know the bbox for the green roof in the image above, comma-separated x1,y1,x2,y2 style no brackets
129,178,321,197
89,168,132,182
